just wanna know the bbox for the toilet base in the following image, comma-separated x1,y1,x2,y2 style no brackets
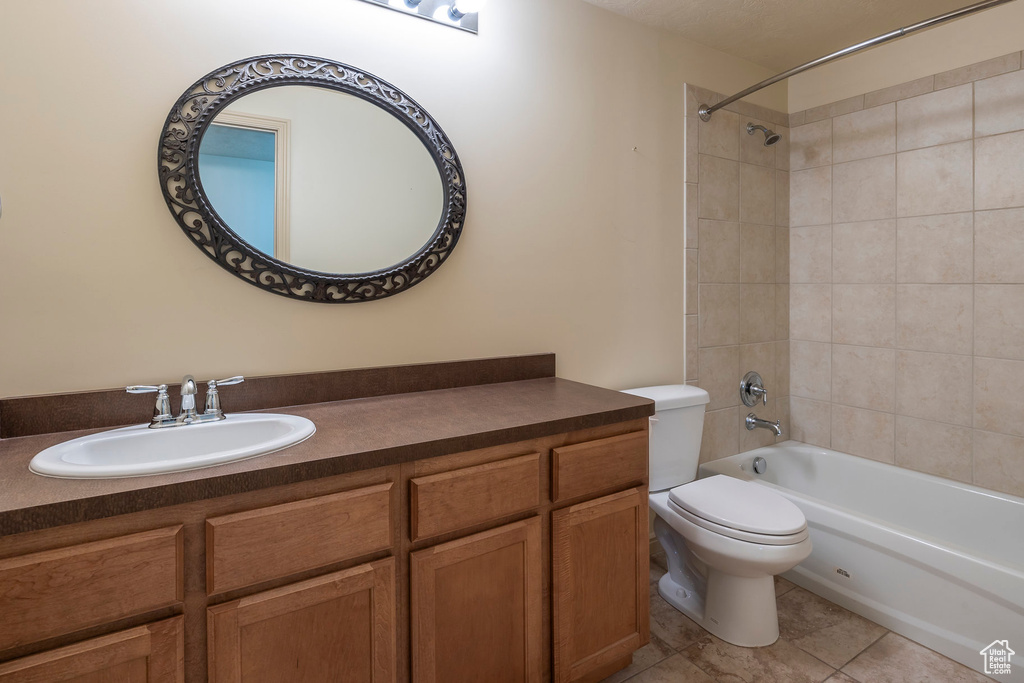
658,568,779,647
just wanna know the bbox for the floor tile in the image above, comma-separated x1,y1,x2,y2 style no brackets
649,593,708,651
650,551,667,585
682,634,836,683
777,587,888,668
775,576,796,597
825,673,861,683
841,633,992,683
600,633,677,683
606,654,717,683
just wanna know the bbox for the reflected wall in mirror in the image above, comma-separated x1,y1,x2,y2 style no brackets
159,55,465,303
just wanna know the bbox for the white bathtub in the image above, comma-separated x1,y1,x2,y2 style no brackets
701,441,1024,681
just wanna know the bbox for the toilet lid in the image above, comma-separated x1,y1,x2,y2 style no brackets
668,475,806,536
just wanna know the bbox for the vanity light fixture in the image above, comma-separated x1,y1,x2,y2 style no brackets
358,0,485,33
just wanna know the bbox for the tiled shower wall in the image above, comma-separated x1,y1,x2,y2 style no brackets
683,85,790,463
787,51,1024,498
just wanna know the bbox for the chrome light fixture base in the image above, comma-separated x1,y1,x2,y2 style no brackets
357,0,481,33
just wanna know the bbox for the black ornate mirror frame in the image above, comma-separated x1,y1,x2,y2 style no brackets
158,55,466,303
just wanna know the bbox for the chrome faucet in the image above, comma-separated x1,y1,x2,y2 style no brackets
746,413,782,437
127,375,244,429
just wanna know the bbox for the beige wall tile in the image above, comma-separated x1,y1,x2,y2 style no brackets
790,225,831,283
833,103,895,164
775,226,790,283
686,249,698,315
833,285,896,347
739,163,776,226
686,315,698,382
775,340,790,397
831,405,895,463
700,345,740,411
975,285,1024,360
775,171,790,227
685,116,699,184
776,397,791,443
832,345,895,412
791,167,832,227
740,224,775,283
700,407,740,463
791,340,831,402
864,76,934,108
975,208,1024,283
790,284,832,342
934,52,1021,90
973,430,1024,497
896,350,973,426
698,155,739,221
789,397,831,448
699,284,739,347
896,213,974,283
976,131,1024,210
832,220,896,284
775,284,790,342
685,182,698,249
739,284,776,344
833,155,896,223
897,141,974,217
975,69,1024,137
740,118,777,168
895,416,973,483
699,108,740,160
896,285,973,355
896,84,973,151
975,357,1024,437
790,119,832,171
775,127,790,172
698,220,740,283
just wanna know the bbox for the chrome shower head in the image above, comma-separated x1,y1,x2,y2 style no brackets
747,123,781,147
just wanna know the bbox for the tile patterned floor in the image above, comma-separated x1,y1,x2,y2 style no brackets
601,550,994,683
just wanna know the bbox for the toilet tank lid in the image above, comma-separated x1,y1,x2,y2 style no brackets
621,385,709,410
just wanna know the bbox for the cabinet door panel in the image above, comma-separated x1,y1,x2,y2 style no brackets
0,617,183,683
411,517,542,683
208,558,395,683
553,488,649,683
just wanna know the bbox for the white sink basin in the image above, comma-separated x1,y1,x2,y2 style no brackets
30,413,316,479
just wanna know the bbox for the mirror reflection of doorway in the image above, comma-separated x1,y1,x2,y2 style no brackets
198,113,291,261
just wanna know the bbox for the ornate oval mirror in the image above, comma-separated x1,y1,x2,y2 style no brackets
159,55,465,303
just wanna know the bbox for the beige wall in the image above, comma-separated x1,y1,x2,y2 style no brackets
787,53,1024,498
0,0,782,398
789,2,1024,112
682,86,791,464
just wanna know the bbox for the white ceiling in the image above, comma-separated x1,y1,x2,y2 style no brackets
579,0,978,70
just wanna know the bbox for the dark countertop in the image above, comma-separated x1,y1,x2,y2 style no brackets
0,378,654,536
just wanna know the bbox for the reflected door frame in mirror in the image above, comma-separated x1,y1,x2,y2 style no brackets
158,55,466,303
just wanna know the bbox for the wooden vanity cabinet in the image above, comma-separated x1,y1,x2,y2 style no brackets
208,559,396,683
0,418,649,683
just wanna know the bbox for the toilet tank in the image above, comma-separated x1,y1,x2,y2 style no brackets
621,385,710,492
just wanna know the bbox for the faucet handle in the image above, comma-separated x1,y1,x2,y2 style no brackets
203,376,245,417
740,371,768,407
126,384,174,425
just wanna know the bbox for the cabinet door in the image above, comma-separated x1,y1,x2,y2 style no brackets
207,558,395,683
0,617,183,683
552,488,649,683
411,517,542,683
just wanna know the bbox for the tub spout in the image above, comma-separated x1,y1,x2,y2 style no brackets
746,413,782,437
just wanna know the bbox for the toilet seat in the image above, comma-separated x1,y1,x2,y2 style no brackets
668,475,808,545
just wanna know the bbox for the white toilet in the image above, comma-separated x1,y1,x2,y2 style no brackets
623,385,812,647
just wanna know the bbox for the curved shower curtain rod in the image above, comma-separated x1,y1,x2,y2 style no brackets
698,0,1019,121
